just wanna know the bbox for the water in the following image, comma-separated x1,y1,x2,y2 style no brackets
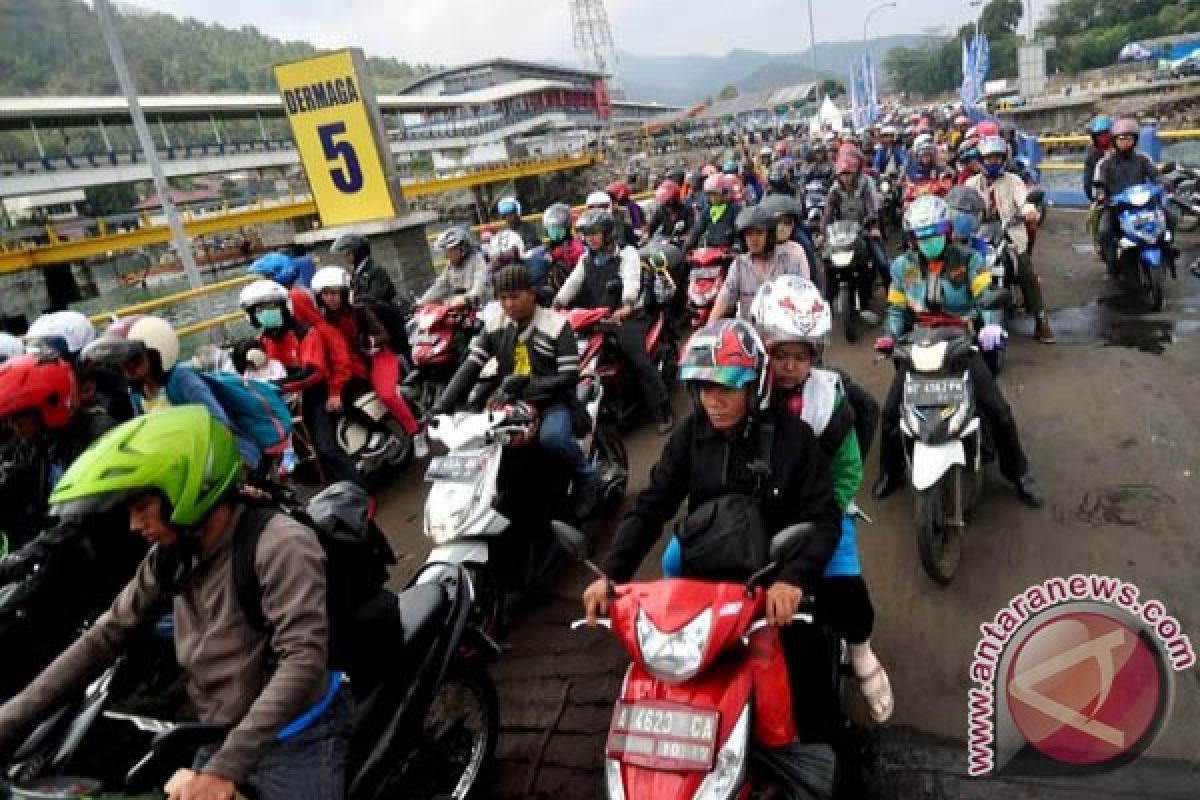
1039,140,1200,208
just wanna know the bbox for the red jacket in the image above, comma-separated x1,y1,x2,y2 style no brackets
259,327,326,394
290,289,359,393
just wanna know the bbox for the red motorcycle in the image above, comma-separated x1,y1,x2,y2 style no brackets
552,522,838,800
685,246,734,328
403,300,480,411
564,307,677,430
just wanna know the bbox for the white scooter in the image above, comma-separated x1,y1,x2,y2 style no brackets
892,315,984,585
421,382,627,633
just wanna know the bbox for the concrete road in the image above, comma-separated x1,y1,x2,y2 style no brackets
372,209,1200,799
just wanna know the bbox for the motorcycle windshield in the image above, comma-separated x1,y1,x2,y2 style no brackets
1113,183,1162,209
826,220,860,248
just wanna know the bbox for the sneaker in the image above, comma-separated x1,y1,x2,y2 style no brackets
1016,474,1044,508
412,430,430,459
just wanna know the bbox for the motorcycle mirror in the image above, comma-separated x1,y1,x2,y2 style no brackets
768,523,815,564
979,288,1011,311
551,520,610,583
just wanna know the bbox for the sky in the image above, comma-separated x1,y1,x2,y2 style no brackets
120,0,1052,66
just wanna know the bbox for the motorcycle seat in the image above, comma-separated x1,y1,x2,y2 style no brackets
396,582,450,649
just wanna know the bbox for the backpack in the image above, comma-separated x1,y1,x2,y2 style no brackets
195,371,292,453
230,482,397,670
362,300,412,364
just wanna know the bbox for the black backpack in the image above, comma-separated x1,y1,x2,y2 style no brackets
361,299,412,364
230,483,397,669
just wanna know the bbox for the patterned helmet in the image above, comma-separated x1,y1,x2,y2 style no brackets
680,318,766,391
903,195,951,239
750,276,831,351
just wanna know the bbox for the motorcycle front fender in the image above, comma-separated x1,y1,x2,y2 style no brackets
912,440,965,492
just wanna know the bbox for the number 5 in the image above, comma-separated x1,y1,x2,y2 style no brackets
316,122,363,193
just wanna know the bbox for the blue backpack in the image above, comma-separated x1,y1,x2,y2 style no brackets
194,371,292,452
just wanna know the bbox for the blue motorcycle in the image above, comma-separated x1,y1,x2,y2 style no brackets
1110,183,1175,312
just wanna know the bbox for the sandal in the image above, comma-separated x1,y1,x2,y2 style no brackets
857,663,894,724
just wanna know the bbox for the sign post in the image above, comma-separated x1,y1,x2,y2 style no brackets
274,49,404,227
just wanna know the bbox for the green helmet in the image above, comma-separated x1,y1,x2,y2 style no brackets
50,405,243,528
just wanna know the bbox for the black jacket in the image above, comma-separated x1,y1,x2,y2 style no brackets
352,256,397,305
686,202,740,250
1093,150,1158,199
436,305,579,412
603,410,841,590
1083,145,1108,201
647,202,693,241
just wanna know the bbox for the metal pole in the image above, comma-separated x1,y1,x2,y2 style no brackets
93,0,214,330
807,0,821,106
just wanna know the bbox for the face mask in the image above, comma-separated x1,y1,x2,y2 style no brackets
952,212,979,239
256,308,285,329
983,162,1004,179
918,235,947,261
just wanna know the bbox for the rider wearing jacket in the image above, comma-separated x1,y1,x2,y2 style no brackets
433,264,601,517
966,135,1055,343
820,145,889,297
555,209,675,434
330,233,396,306
750,276,893,724
497,196,542,251
1083,116,1114,203
239,280,364,487
872,196,1044,508
423,226,489,307
0,407,350,800
873,126,907,175
1093,117,1163,269
0,354,116,551
685,174,740,250
646,179,693,241
711,205,812,321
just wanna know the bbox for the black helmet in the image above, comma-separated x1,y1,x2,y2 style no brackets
767,165,792,195
734,205,776,250
759,193,801,224
329,233,370,265
945,185,986,216
576,209,616,246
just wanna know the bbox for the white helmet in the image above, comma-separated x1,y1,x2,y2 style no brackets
0,332,23,363
434,226,469,252
750,275,831,352
488,229,526,262
239,279,291,311
913,133,936,154
89,315,181,372
25,310,96,358
311,266,352,294
586,191,613,210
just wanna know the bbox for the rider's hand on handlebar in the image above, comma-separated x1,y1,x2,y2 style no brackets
610,305,633,324
325,395,343,414
583,577,610,625
168,770,236,800
765,581,805,627
978,324,1007,351
874,335,895,354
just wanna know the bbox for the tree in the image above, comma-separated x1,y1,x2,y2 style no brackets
820,79,846,98
83,184,138,217
979,0,1024,39
717,84,738,101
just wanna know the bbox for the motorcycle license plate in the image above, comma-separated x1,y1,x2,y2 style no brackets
906,377,966,407
413,332,442,346
607,701,719,771
425,453,487,482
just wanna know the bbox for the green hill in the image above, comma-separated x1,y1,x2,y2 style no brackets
0,0,434,96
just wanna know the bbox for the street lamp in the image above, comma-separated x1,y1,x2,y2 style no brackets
807,0,821,105
863,1,898,53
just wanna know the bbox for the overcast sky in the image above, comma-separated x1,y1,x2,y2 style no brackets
123,0,1050,66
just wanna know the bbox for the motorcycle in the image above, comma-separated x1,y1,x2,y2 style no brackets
404,299,482,412
803,179,829,237
822,220,872,344
422,400,628,635
332,384,423,484
876,173,903,234
885,307,1005,584
1106,183,1176,312
5,510,500,800
683,246,733,329
552,521,838,800
978,219,1021,376
1162,164,1200,234
565,306,677,430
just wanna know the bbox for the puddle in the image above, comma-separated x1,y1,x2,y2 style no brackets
1072,485,1176,528
1010,290,1200,354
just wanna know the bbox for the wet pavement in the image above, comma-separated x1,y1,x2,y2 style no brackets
372,209,1200,799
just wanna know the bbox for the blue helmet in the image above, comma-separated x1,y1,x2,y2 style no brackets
722,159,739,175
1089,115,1113,135
497,196,521,217
248,252,299,287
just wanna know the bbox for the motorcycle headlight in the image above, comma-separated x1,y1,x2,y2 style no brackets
605,758,627,800
831,251,855,267
636,608,712,684
693,705,750,800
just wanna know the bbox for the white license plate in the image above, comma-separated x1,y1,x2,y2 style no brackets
607,702,719,771
425,454,485,482
906,378,966,407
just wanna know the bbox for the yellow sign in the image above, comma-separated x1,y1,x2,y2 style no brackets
274,49,399,227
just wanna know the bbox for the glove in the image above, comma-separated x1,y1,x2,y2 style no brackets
499,374,530,400
978,324,1007,352
874,336,895,354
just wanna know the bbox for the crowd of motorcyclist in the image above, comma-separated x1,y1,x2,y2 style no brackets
0,97,1181,799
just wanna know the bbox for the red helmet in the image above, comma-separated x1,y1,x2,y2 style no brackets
835,154,861,175
606,180,631,202
655,179,681,206
774,141,789,156
975,120,1001,137
0,353,78,431
701,164,719,177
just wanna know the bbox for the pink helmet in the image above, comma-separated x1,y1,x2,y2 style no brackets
701,164,719,177
702,174,725,193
